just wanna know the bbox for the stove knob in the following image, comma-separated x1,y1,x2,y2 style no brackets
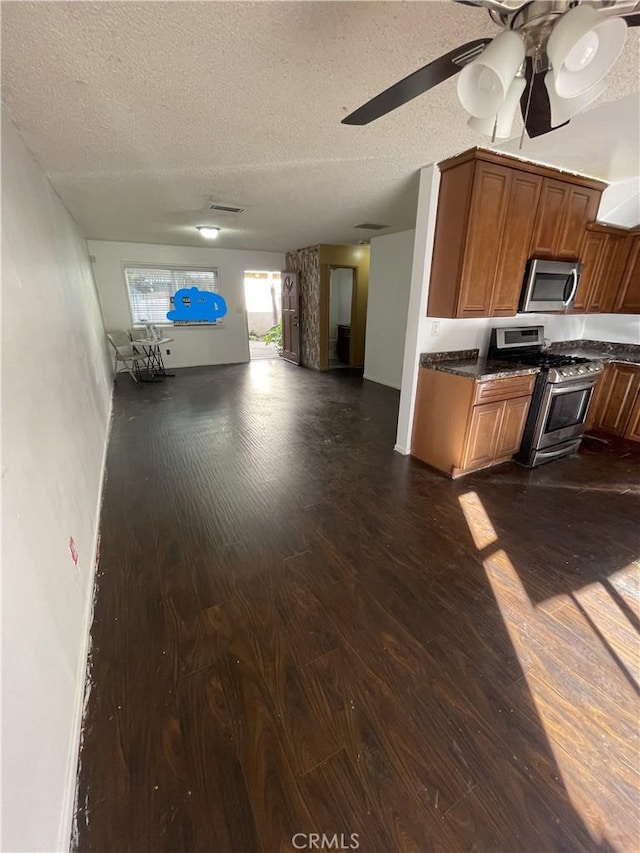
560,369,569,376
577,366,586,373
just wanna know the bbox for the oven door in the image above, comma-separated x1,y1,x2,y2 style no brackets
533,379,595,450
520,260,581,313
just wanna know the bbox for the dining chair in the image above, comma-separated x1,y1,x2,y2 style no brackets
107,332,146,383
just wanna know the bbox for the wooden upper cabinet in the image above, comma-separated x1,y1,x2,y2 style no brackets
590,232,629,313
559,185,601,259
427,148,606,319
457,162,512,317
530,180,569,257
574,229,606,312
574,225,631,313
491,171,543,316
576,224,637,315
530,179,601,260
614,233,640,313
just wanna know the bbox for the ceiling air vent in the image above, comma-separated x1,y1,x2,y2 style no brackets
354,222,388,230
208,202,245,214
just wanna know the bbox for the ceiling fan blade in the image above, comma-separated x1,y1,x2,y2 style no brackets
341,38,492,126
520,57,570,139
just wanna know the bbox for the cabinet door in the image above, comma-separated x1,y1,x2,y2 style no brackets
530,179,600,260
593,364,640,435
558,186,601,260
462,401,503,469
588,234,629,313
623,394,640,442
530,179,569,258
457,163,511,317
575,230,607,312
614,235,640,313
491,172,543,316
496,396,531,458
585,369,607,430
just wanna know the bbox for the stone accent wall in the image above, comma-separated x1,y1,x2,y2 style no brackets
285,246,320,370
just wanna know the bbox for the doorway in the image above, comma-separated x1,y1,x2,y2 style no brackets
328,267,354,369
244,270,281,360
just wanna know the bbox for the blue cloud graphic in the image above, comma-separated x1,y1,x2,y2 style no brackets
166,287,228,323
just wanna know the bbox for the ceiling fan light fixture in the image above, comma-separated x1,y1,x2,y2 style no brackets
543,71,606,126
468,75,526,139
547,5,627,99
457,30,525,118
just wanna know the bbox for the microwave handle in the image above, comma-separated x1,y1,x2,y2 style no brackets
563,268,579,307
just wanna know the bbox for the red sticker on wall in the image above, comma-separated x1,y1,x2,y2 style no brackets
69,537,79,566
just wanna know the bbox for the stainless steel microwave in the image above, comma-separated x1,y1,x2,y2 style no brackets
519,259,582,313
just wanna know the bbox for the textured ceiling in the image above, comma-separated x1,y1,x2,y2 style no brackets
2,1,639,251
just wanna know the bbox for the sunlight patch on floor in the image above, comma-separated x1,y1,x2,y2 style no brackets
573,581,640,689
608,565,640,622
457,491,498,551
459,490,640,853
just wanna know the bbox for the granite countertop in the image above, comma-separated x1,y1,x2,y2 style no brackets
420,349,540,380
549,339,640,365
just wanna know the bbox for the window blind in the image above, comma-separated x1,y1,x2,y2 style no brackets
124,266,220,325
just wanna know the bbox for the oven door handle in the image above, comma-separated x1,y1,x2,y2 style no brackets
549,380,597,394
535,439,583,460
563,269,579,308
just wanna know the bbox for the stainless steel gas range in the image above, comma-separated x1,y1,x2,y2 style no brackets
488,326,604,468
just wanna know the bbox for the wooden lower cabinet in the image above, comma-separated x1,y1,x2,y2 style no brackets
624,396,640,441
462,396,531,472
462,401,503,470
496,396,532,457
587,362,640,440
411,368,536,478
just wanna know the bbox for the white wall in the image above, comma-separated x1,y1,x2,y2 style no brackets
2,114,113,851
596,177,640,229
417,313,586,357
396,167,440,453
89,240,284,369
583,314,640,344
364,229,415,390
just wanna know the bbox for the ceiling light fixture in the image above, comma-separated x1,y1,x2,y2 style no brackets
457,30,525,119
547,5,627,99
343,1,636,140
467,74,526,139
543,70,606,126
197,226,220,239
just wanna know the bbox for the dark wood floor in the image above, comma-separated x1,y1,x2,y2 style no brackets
74,360,640,853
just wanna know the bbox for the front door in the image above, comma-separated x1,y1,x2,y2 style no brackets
281,272,300,365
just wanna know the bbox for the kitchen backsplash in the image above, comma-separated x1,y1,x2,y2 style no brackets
417,313,585,358
582,314,640,345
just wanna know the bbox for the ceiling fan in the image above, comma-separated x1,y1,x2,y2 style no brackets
342,0,640,139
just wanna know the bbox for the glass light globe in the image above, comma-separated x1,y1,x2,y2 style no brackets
564,31,600,72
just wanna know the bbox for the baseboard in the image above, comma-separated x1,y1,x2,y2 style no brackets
363,372,401,391
394,443,411,455
59,390,114,852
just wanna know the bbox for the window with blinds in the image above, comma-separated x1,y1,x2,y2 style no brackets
123,266,220,325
